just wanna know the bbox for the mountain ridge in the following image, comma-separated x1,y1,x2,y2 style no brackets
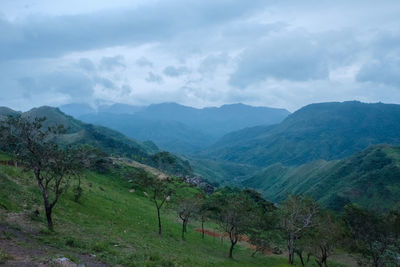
62,102,290,154
203,101,400,166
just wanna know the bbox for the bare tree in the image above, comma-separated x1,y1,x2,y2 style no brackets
280,195,319,265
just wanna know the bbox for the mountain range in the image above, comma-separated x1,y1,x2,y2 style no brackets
3,100,400,211
60,102,290,154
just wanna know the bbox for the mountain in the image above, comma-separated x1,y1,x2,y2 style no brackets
69,102,290,154
204,101,400,166
0,107,21,120
1,106,192,176
242,144,400,212
58,103,96,118
78,113,214,154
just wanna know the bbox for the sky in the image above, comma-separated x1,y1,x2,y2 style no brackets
0,0,400,112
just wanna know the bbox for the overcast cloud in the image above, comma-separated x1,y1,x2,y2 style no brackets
0,0,400,111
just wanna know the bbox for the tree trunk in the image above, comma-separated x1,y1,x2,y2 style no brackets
229,241,236,258
296,250,305,266
44,203,53,230
181,220,185,240
157,206,162,235
288,235,295,265
307,253,311,263
36,171,54,231
201,220,204,239
228,230,238,259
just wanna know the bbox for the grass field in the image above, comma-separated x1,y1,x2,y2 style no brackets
0,161,348,266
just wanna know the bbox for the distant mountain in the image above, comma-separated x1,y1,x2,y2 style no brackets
58,103,96,118
79,113,214,154
242,144,400,211
59,103,144,117
203,101,400,166
136,102,290,138
66,102,290,154
0,107,21,120
1,106,192,176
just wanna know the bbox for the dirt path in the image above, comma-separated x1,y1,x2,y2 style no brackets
112,157,169,180
193,228,274,255
0,223,109,267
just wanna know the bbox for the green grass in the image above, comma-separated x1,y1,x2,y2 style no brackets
0,164,346,266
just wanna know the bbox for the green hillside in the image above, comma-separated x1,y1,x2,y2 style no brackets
204,101,400,166
0,157,327,266
243,144,400,211
1,106,192,177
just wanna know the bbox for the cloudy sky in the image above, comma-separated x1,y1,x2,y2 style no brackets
1,0,400,111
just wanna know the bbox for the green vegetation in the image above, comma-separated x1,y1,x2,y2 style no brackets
243,145,400,211
203,101,400,166
0,106,193,177
0,162,321,266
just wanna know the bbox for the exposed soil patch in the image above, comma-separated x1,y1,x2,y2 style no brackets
0,222,109,267
193,228,273,255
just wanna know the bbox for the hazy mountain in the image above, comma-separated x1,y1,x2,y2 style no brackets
242,144,400,211
59,103,144,117
203,101,400,166
70,102,290,154
0,107,21,120
58,103,96,118
79,113,213,154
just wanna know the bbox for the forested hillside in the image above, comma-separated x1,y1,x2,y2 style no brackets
0,106,192,177
203,101,400,166
243,144,400,211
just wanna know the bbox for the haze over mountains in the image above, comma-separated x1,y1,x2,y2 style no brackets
60,102,290,154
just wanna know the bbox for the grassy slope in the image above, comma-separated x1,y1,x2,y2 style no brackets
0,162,344,267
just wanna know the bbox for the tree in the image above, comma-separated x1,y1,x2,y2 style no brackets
210,187,257,258
1,116,81,230
172,191,203,240
304,211,344,267
133,170,174,235
344,205,400,267
243,189,280,257
279,195,319,265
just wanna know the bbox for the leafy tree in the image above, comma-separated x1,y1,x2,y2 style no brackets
133,170,175,235
210,187,258,258
242,189,281,257
172,191,203,240
344,204,400,267
304,211,344,267
279,195,319,265
1,116,81,230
